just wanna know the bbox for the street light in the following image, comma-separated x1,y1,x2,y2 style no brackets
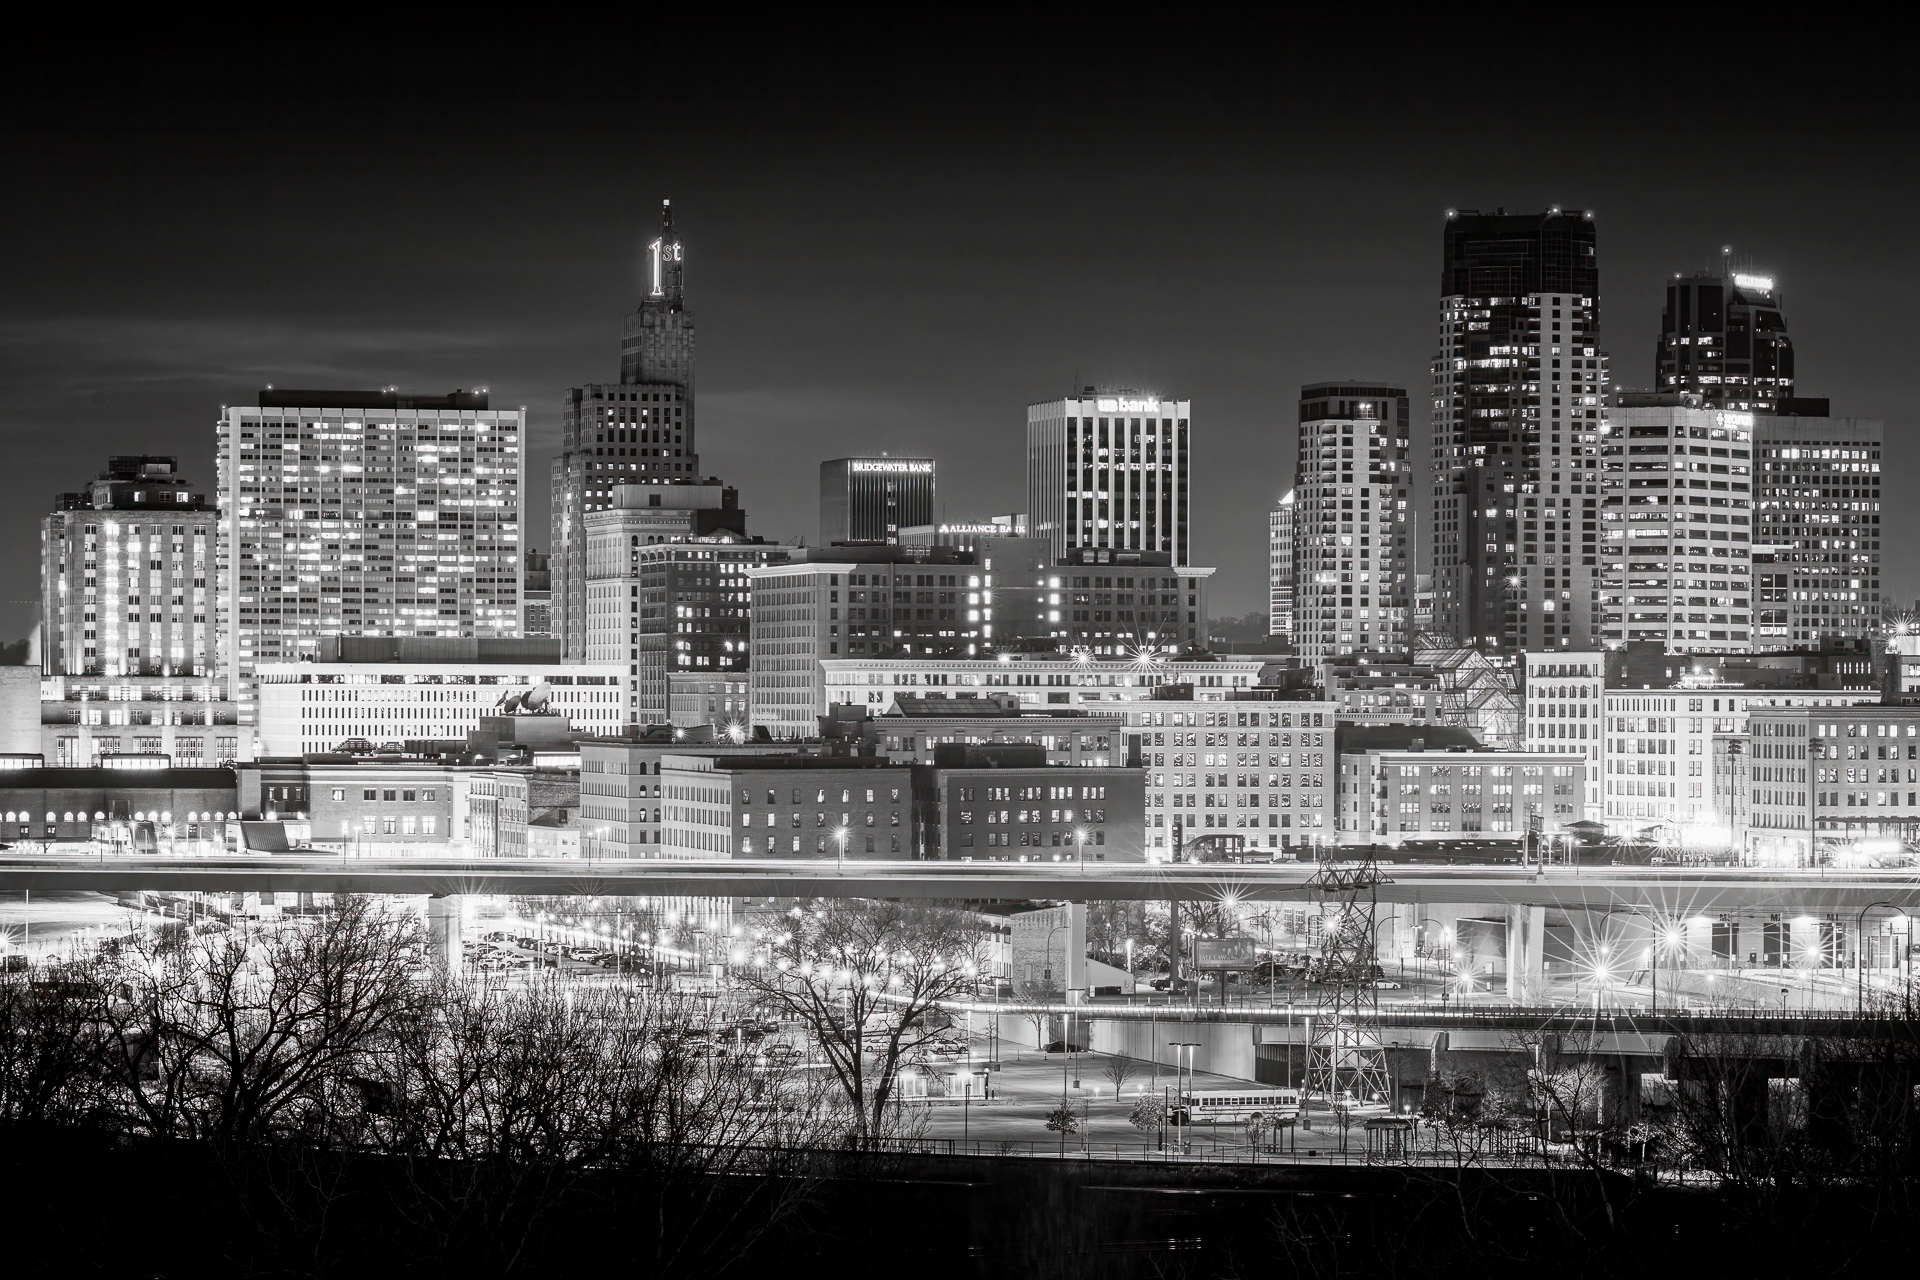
833,826,849,870
1169,1041,1201,1153
1856,900,1902,1012
1074,826,1088,873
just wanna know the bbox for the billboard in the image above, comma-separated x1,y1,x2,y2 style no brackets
1195,937,1257,971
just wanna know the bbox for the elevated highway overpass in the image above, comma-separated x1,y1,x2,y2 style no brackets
2,854,1918,914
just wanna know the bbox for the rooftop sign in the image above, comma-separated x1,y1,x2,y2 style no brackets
849,460,933,474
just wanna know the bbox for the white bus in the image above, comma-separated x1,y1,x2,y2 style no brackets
1170,1088,1301,1125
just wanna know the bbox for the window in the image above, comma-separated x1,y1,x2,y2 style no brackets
331,788,345,802
362,789,377,802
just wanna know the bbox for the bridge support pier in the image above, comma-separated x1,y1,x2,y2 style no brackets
1506,905,1545,1003
427,894,464,976
1067,901,1088,995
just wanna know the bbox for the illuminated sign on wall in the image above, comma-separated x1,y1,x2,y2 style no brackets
1094,397,1161,414
849,460,933,474
1732,273,1774,293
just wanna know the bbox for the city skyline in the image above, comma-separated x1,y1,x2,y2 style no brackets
3,24,1914,644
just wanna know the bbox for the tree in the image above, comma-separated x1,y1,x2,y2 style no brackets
1044,1100,1080,1151
733,899,984,1145
1128,1094,1164,1132
1011,972,1061,1052
1101,1053,1138,1099
93,895,427,1145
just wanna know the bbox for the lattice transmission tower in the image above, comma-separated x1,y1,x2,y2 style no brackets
1303,851,1393,1107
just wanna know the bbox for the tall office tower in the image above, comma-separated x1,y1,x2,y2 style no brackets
1655,267,1795,412
1430,208,1607,652
217,389,525,708
1290,385,1411,662
1268,489,1294,639
553,199,699,659
41,456,218,677
1598,395,1754,652
1027,388,1191,566
1752,410,1882,647
819,458,936,545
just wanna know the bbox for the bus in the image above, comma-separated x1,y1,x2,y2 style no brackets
1170,1088,1301,1125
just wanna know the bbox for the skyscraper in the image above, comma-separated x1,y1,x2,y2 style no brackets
1655,267,1795,412
1752,410,1882,647
1430,208,1607,652
819,458,936,545
1598,394,1754,652
1027,388,1190,566
1290,385,1411,662
41,456,218,677
553,200,699,659
1268,489,1294,640
216,389,525,709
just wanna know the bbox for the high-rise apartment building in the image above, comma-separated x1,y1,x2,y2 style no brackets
41,456,218,678
819,458,935,545
1656,268,1795,412
553,200,699,659
1752,412,1882,647
216,389,524,709
1430,208,1607,652
1027,388,1190,566
1290,384,1411,661
1269,490,1294,640
1598,395,1754,652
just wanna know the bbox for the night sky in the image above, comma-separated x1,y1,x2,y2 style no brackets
4,20,1913,642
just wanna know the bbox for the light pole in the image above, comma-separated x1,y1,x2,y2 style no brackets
1075,826,1088,874
1045,922,1071,1098
1170,1041,1200,1154
1856,900,1901,1011
834,826,849,871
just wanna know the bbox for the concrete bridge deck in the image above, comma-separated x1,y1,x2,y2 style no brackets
2,853,1918,912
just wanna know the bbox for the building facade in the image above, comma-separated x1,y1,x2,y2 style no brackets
577,739,791,859
1745,704,1920,865
41,674,243,768
522,548,551,638
1291,384,1411,661
1430,209,1606,652
819,458,935,545
253,637,623,756
553,200,700,659
1522,650,1604,819
1655,269,1795,412
216,388,524,715
1599,396,1754,651
804,654,1265,738
42,457,219,680
658,753,914,858
1268,489,1293,641
1026,389,1191,566
748,547,1215,737
1752,413,1883,648
920,750,1145,861
1127,698,1337,857
1339,745,1587,844
1602,685,1878,838
582,518,781,726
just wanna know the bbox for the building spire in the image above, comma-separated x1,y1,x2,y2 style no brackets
647,198,685,310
